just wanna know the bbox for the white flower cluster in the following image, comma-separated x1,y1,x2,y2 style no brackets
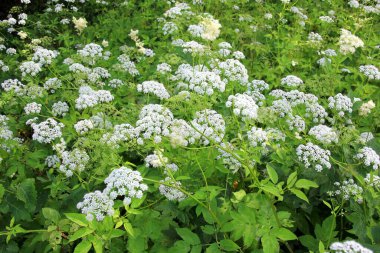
333,179,363,203
286,115,306,132
59,148,90,177
328,93,353,117
270,89,328,122
169,119,198,147
359,65,380,80
173,64,225,95
108,79,125,88
145,150,169,168
52,101,69,117
226,93,258,120
162,22,178,35
281,75,304,87
338,29,364,55
74,119,94,135
0,60,9,72
156,63,171,74
364,173,380,188
103,167,148,205
247,127,268,147
101,124,136,148
182,41,206,55
217,142,242,173
330,240,373,253
359,100,375,116
31,118,64,144
78,43,103,59
117,54,139,76
20,61,42,77
296,142,331,172
75,86,114,110
218,59,249,85
44,78,62,93
359,132,374,144
191,109,225,145
135,104,173,144
1,79,24,94
0,115,13,141
45,155,60,168
32,47,58,66
159,177,186,201
319,16,334,23
77,190,114,222
24,102,42,115
137,81,170,100
308,125,338,144
307,32,323,44
355,147,379,170
164,2,192,18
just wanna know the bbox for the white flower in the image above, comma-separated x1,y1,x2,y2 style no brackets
359,100,375,116
191,109,225,145
339,29,364,55
359,65,380,80
24,102,42,115
296,142,331,171
77,191,114,221
355,147,379,170
20,61,42,77
31,118,64,144
72,17,87,34
159,177,186,201
226,93,258,120
332,179,363,204
52,101,69,117
328,93,353,117
59,148,90,176
137,81,170,100
103,167,148,204
281,75,304,87
199,16,221,41
74,119,94,135
247,127,268,147
309,125,338,144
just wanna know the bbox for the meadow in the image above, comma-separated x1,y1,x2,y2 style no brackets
0,0,379,252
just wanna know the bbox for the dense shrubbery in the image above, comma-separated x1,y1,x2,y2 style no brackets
0,0,379,252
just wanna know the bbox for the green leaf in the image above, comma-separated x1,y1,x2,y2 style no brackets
262,234,279,253
170,241,191,253
65,213,89,227
74,240,92,253
16,178,37,212
124,221,135,237
92,239,103,253
272,228,297,241
205,243,222,253
266,164,278,184
219,239,240,251
69,227,94,242
295,179,318,190
109,229,125,239
42,208,61,223
287,172,297,188
176,228,201,245
0,184,4,204
261,183,283,200
290,188,309,203
318,241,325,253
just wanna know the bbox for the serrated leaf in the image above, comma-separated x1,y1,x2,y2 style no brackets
109,229,125,239
65,213,89,226
262,234,279,253
295,179,318,190
219,239,240,251
42,208,61,223
69,227,94,242
176,228,201,245
272,228,297,241
261,183,283,200
287,172,297,188
290,188,309,203
74,240,92,253
16,178,37,212
266,164,278,184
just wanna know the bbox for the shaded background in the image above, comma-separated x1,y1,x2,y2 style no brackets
0,0,46,19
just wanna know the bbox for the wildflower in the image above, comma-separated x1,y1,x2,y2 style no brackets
72,17,87,34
